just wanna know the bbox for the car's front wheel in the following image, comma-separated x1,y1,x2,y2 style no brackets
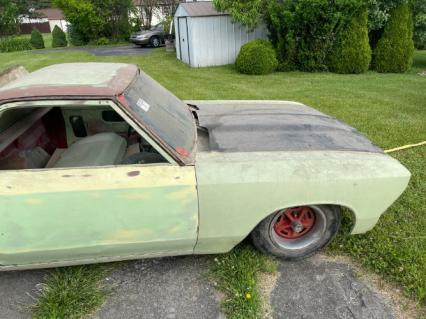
150,36,161,48
251,205,341,260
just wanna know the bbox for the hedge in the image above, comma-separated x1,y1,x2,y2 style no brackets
30,29,45,49
374,4,414,73
52,25,68,48
0,38,32,53
328,7,371,74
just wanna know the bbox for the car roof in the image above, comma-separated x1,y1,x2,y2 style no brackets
0,63,139,103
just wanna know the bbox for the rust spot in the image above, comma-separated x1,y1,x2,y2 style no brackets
62,174,73,178
82,174,92,177
127,171,140,177
6,186,12,189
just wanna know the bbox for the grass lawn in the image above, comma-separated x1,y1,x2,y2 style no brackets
0,49,425,318
17,33,53,49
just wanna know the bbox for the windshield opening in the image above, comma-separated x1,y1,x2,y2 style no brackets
123,72,196,162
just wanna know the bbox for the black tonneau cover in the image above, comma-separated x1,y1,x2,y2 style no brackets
195,101,382,153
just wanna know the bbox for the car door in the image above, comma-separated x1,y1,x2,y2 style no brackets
0,163,198,268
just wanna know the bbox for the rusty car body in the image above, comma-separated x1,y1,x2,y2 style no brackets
0,63,410,270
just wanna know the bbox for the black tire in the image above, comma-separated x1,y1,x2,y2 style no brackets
150,36,161,48
251,205,341,260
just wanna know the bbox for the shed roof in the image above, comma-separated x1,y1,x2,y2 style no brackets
37,8,65,20
178,1,227,17
0,63,139,103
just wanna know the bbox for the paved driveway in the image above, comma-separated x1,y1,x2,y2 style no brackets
0,255,398,319
34,45,154,56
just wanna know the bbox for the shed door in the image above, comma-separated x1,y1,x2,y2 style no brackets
178,17,190,64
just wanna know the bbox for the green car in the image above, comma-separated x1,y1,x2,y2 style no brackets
0,63,410,271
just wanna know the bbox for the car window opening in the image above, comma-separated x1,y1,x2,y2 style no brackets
0,106,167,171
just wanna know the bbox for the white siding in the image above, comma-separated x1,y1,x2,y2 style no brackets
174,6,267,68
189,16,267,67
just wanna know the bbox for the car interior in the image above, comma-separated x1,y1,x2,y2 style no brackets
0,105,167,170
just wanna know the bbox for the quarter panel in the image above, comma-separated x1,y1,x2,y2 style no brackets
194,151,410,254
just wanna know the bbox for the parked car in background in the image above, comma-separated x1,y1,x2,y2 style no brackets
130,24,165,48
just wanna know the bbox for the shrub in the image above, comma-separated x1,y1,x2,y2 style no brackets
374,4,414,73
0,37,32,52
235,39,278,75
67,25,88,46
328,7,371,74
51,25,68,48
94,37,109,46
30,28,45,49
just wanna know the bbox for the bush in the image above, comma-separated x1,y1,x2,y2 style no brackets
235,39,278,75
67,25,88,46
374,4,414,73
30,29,45,49
0,37,32,52
51,25,68,48
94,37,109,46
328,8,371,74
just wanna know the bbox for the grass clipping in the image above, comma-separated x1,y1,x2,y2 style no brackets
211,244,277,319
32,265,111,319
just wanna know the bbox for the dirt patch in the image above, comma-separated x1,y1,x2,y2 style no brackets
258,271,279,319
418,70,426,76
321,254,425,319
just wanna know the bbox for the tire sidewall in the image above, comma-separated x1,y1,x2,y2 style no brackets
251,205,341,260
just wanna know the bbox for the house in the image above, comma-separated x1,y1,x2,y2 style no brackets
174,1,268,67
133,0,182,27
19,8,68,34
37,9,68,32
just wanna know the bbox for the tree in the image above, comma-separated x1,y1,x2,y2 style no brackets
374,4,414,73
30,28,45,48
53,0,134,43
328,7,371,74
413,0,426,49
51,25,67,47
0,0,19,37
213,0,265,30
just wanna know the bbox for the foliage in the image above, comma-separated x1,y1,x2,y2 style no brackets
0,37,32,52
266,0,367,72
94,37,110,46
67,25,87,46
211,244,277,319
235,39,278,75
374,4,414,73
213,0,266,30
413,0,426,49
32,265,111,319
30,28,45,49
0,0,19,37
53,0,135,44
51,25,67,48
328,7,371,74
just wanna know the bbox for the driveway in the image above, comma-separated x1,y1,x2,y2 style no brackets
33,45,154,56
0,255,398,319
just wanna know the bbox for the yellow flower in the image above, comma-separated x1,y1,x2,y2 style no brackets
245,293,252,300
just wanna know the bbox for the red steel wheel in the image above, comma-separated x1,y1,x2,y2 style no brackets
273,207,316,239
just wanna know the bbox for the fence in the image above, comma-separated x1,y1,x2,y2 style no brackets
20,22,51,34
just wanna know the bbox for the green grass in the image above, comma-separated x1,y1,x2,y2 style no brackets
17,33,53,49
0,49,425,317
32,265,111,319
211,244,277,319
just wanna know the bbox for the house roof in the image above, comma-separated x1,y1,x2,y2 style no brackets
37,8,65,20
178,1,227,17
0,63,139,103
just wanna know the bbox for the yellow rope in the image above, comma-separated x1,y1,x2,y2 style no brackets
385,141,426,153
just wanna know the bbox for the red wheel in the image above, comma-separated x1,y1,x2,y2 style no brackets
251,205,341,260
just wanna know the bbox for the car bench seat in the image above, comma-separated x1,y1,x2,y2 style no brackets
53,132,127,168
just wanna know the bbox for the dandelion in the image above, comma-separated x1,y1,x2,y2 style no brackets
245,293,252,300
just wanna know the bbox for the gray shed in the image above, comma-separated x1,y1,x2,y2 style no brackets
174,1,268,68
